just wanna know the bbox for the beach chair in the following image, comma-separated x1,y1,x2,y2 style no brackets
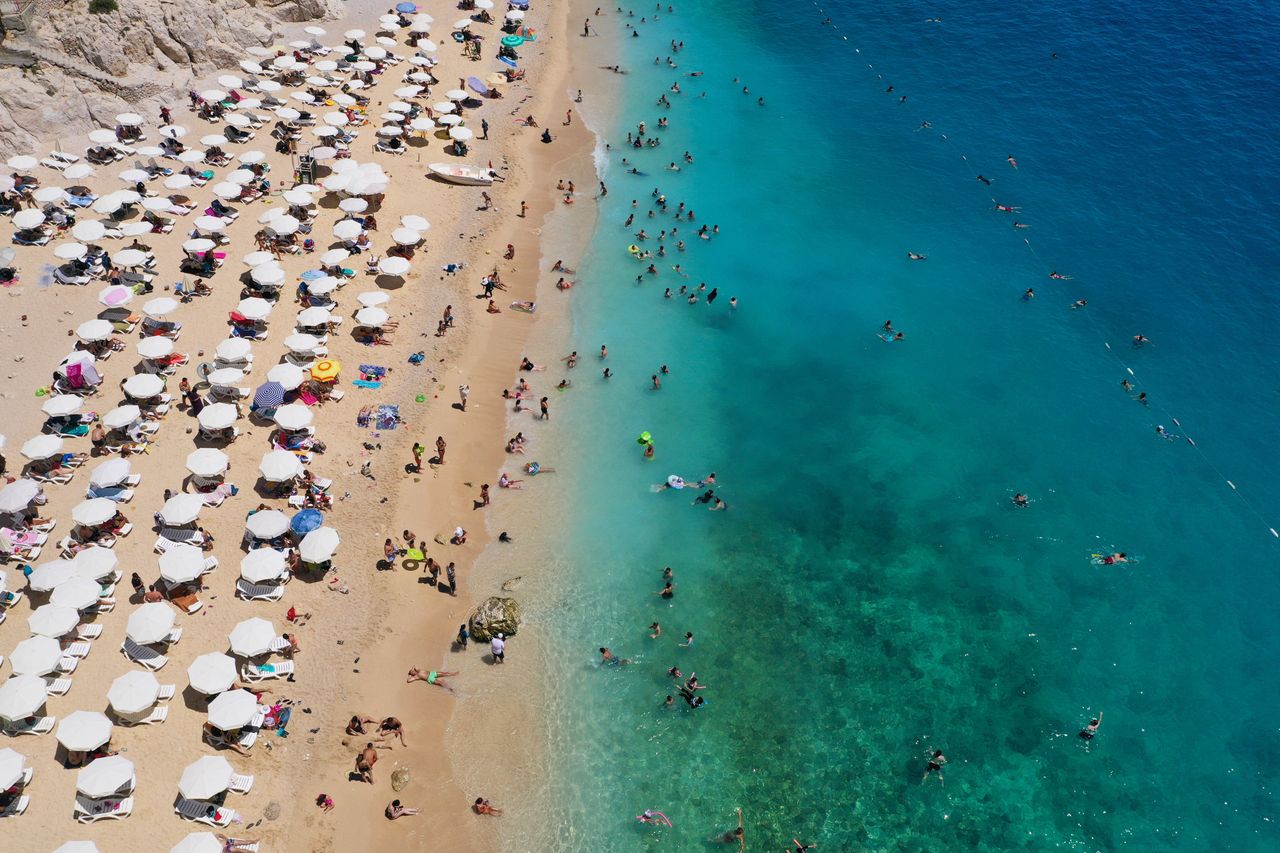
1,590,24,610
121,637,168,670
75,623,103,640
202,556,219,574
236,580,284,602
0,795,29,817
228,773,255,794
157,684,176,701
119,705,168,727
30,471,73,485
268,637,292,655
19,766,32,786
45,678,73,696
57,655,79,674
92,598,116,613
236,728,257,750
64,641,92,658
174,797,237,826
165,627,183,645
4,716,55,736
75,794,133,822
240,660,293,682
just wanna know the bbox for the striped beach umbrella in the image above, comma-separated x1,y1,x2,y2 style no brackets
253,382,286,409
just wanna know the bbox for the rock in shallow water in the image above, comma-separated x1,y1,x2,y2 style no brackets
468,596,521,642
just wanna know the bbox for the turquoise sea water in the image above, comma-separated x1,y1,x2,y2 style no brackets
527,1,1280,849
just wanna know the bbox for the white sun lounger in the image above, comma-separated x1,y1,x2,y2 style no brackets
240,660,293,682
75,794,134,822
174,797,237,826
121,637,168,670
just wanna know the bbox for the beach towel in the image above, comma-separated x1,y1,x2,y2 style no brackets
375,405,400,430
352,379,381,389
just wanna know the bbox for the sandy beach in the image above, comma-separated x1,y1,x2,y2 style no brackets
0,0,601,849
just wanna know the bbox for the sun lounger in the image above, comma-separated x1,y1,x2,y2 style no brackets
228,773,255,794
0,590,23,609
240,660,293,682
236,728,257,750
57,656,79,674
45,678,73,696
91,598,115,613
174,797,237,826
118,705,167,727
75,623,103,639
236,580,284,602
121,637,168,670
3,716,55,736
0,794,29,817
30,471,73,485
166,627,183,645
64,641,92,658
268,637,292,654
75,794,134,822
157,684,176,701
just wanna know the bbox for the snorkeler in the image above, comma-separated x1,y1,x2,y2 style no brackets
1079,711,1103,740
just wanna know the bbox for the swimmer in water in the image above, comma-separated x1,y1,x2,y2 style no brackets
1121,379,1133,392
1013,221,1030,229
907,252,926,261
1008,155,1018,169
994,203,1019,213
976,174,991,185
1048,271,1073,280
1156,424,1176,440
1071,299,1088,309
1132,334,1151,347
1024,288,1035,300
1100,552,1128,565
923,749,947,784
713,808,745,848
599,647,632,665
1079,711,1103,740
1012,493,1029,507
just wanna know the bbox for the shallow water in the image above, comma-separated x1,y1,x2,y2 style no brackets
518,1,1280,849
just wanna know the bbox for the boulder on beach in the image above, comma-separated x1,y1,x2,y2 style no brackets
468,596,520,641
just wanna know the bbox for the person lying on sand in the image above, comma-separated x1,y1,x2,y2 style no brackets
407,667,458,693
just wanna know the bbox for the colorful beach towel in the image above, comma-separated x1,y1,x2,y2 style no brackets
376,405,400,430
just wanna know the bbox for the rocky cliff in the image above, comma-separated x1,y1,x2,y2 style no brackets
0,0,342,154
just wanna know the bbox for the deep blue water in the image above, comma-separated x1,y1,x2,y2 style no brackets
524,1,1280,849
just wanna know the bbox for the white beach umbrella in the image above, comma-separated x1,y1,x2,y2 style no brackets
101,405,142,431
244,509,289,539
299,526,341,562
355,306,389,327
377,125,404,137
307,276,339,296
28,603,79,637
250,265,285,286
88,458,131,488
378,256,411,276
160,493,204,525
338,197,367,214
267,214,300,235
445,88,468,102
21,433,63,460
28,559,76,592
112,247,149,268
88,128,117,144
9,635,62,676
390,227,421,246
241,250,275,266
312,127,339,140
122,372,165,399
401,214,430,232
56,710,113,752
71,498,117,527
197,403,238,431
237,297,273,320
64,163,95,179
449,126,474,143
143,296,178,317
165,174,196,190
115,112,143,126
7,154,38,170
239,59,264,74
136,337,174,360
283,333,321,354
437,114,462,127
12,209,45,229
257,208,285,225
118,168,151,184
43,393,84,417
0,675,48,721
72,547,118,581
176,150,205,165
266,362,306,388
433,101,456,114
410,116,436,132
206,367,245,387
416,40,438,53
275,107,301,121
452,18,472,30
200,89,227,102
194,216,227,233
356,291,391,308
240,549,287,584
332,219,363,240
107,670,161,716
207,690,258,729
238,150,266,164
257,80,282,93
141,196,173,212
188,653,238,695
159,543,205,584
212,181,242,199
184,238,216,254
160,123,188,139
322,111,349,127
55,242,89,260
226,168,255,185
91,195,124,214
126,601,176,644
364,46,388,60
186,448,230,478
34,186,67,203
0,479,40,514
73,220,107,241
77,755,135,798
294,306,332,325
228,616,277,657
179,755,235,800
273,403,314,431
0,748,26,789
50,575,102,610
291,92,316,104
304,25,327,36
282,188,314,206
258,449,304,483
352,61,376,73
215,338,252,362
120,221,154,238
319,248,351,266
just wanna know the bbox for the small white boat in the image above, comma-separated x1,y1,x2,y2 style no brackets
427,163,494,186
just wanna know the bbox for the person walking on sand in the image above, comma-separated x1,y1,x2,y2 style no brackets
411,442,424,472
540,396,549,419
458,384,470,411
436,435,446,464
445,561,457,595
478,484,490,507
